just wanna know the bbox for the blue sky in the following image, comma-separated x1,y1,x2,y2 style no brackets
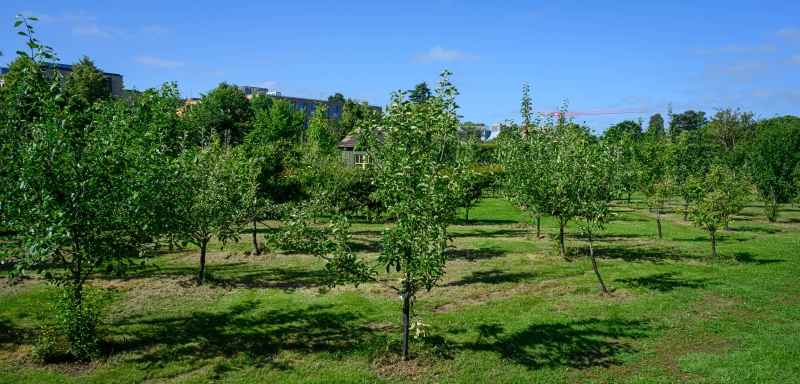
3,1,799,133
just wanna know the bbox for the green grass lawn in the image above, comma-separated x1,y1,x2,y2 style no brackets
1,197,799,383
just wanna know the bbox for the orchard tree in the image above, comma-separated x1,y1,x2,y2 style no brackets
275,71,466,361
456,139,487,221
686,165,750,258
173,140,256,285
572,137,621,293
746,115,800,221
602,120,642,143
636,136,673,239
1,17,181,360
669,129,721,220
669,109,708,136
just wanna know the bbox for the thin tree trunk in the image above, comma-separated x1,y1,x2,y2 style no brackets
465,207,469,222
401,289,410,361
252,217,260,255
656,212,662,240
536,216,541,238
724,221,729,231
683,201,689,221
710,229,717,259
627,192,631,204
771,195,778,221
198,238,208,285
587,227,607,293
559,218,566,258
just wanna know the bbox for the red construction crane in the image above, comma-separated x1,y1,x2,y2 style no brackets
541,107,646,118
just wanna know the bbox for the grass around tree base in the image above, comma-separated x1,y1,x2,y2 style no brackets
1,197,799,383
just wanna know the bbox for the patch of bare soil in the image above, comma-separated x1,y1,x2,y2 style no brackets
372,355,442,382
692,293,762,320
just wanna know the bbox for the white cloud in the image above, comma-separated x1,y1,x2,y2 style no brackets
19,10,95,24
141,25,168,35
72,24,128,38
252,80,320,99
691,44,777,55
776,27,800,43
747,88,774,98
413,46,484,64
781,89,800,101
704,58,772,81
621,96,651,104
789,55,800,66
135,55,185,68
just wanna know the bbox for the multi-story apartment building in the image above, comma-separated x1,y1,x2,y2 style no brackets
237,85,382,122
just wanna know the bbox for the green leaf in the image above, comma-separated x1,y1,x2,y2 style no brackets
14,21,22,27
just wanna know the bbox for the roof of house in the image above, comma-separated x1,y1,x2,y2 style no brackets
337,128,387,149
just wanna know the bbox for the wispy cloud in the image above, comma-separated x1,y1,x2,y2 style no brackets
620,96,651,104
141,25,168,35
776,27,800,44
19,10,95,24
356,92,378,100
72,24,128,38
413,46,484,64
747,88,774,98
691,43,777,55
135,55,185,68
251,80,321,99
789,55,800,66
703,58,772,81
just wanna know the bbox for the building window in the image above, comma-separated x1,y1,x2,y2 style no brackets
298,102,308,115
332,105,342,118
354,153,370,169
310,104,317,116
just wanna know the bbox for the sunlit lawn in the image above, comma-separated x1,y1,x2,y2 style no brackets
1,196,799,383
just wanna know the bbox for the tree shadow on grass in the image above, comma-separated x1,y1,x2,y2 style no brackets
450,228,531,239
114,264,331,291
615,272,709,292
445,269,535,286
594,243,699,263
729,252,784,265
733,225,782,234
460,318,652,370
446,247,507,261
107,301,378,370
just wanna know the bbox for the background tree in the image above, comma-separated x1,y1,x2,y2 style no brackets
65,56,111,106
636,136,673,239
0,56,41,105
669,109,708,136
746,115,800,221
335,98,378,142
456,139,487,221
647,113,665,138
669,129,721,220
602,120,642,143
250,95,305,144
306,103,337,153
186,82,252,145
408,81,432,104
457,121,486,141
706,107,758,152
327,92,345,103
686,165,750,258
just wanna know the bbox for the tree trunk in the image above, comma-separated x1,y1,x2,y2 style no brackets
559,218,566,258
656,212,662,240
710,229,717,259
627,192,631,204
724,221,729,231
587,228,607,293
771,195,778,221
252,217,260,256
536,216,541,238
465,207,469,222
683,201,689,221
198,238,209,285
401,290,410,361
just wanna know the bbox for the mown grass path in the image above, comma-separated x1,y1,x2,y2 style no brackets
1,197,799,383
